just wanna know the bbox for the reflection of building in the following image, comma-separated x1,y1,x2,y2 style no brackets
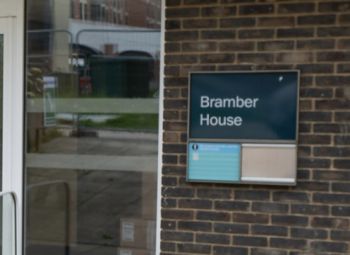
71,0,161,28
27,0,161,76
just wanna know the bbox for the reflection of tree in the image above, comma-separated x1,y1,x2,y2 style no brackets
26,66,46,153
27,67,44,97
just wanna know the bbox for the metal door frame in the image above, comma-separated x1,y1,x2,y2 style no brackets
0,0,25,254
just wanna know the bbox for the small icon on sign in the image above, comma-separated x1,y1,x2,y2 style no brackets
192,144,199,160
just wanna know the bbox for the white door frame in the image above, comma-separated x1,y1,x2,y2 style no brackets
0,0,25,254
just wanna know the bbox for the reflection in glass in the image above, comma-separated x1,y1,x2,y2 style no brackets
26,1,160,255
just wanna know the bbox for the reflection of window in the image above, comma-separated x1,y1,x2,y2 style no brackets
70,0,74,18
79,3,83,20
101,4,108,22
91,4,100,21
111,0,127,24
80,0,88,20
71,0,88,20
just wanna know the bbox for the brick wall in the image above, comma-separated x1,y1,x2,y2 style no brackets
161,0,350,254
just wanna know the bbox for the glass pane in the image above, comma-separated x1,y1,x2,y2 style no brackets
0,193,17,255
25,1,160,255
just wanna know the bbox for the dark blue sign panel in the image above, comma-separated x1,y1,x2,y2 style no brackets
189,71,299,141
188,142,241,182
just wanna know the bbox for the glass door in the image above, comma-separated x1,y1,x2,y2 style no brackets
25,1,161,255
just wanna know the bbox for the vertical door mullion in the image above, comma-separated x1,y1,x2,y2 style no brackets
0,13,24,255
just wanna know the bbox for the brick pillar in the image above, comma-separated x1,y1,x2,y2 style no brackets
162,1,350,254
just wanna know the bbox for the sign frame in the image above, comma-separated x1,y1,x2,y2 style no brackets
186,70,300,185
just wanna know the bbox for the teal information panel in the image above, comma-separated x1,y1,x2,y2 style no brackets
188,142,241,182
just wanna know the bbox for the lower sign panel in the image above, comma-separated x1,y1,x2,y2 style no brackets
241,144,297,185
187,142,241,182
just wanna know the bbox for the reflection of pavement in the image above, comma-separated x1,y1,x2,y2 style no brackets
28,129,158,172
28,168,156,254
27,129,158,255
43,128,158,155
29,243,155,255
28,243,127,255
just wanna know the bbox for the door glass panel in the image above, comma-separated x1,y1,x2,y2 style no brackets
25,1,161,255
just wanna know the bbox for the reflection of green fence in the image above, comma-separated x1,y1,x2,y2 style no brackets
27,98,158,114
79,113,158,131
90,56,153,98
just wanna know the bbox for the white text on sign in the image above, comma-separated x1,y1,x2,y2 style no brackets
199,96,260,127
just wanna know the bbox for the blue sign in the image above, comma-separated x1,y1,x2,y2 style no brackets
188,142,241,182
189,71,299,141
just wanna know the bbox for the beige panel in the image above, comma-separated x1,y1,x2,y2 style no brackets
241,144,296,184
